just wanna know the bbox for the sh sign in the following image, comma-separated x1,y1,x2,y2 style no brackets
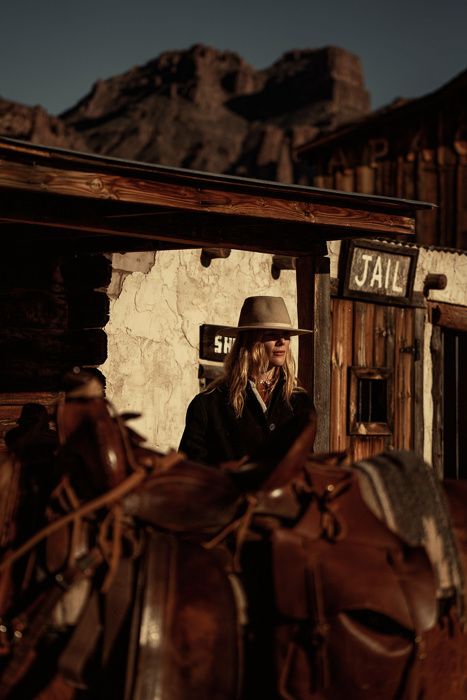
343,242,418,303
200,325,237,362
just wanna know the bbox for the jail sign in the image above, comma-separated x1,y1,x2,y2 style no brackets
200,324,236,362
342,241,418,303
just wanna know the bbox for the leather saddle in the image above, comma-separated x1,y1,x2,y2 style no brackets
251,456,439,700
0,395,452,700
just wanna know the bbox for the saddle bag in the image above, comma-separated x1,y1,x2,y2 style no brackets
271,465,437,700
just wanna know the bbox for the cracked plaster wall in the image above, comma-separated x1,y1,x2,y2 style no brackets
101,249,299,452
101,243,466,461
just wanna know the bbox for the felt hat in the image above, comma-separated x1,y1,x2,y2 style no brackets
237,296,312,335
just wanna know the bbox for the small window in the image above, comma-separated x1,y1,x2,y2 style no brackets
357,377,388,423
349,367,392,436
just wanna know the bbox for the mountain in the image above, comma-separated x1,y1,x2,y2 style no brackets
61,44,369,182
1,45,370,182
0,97,87,150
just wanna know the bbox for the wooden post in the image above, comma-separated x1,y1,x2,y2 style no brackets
413,307,425,459
296,251,331,452
430,325,444,478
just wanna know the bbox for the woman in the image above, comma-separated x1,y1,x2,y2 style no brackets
179,295,315,465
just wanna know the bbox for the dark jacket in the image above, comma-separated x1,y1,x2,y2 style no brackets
179,376,313,465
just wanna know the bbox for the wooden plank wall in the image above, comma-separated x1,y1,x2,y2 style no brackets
393,307,414,451
330,298,416,461
0,251,112,450
0,391,63,453
329,299,352,452
297,254,331,452
307,108,466,249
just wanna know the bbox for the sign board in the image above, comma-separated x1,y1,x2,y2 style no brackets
200,324,236,362
341,240,418,304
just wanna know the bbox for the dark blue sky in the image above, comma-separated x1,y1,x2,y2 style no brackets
2,0,466,115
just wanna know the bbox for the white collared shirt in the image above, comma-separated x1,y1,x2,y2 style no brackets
249,379,268,413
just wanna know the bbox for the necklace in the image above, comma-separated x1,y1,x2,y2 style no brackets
256,371,277,403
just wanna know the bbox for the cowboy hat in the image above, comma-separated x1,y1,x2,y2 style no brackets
237,296,313,335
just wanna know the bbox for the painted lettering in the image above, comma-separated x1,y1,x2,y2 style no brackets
214,335,223,354
354,254,373,287
392,261,403,293
223,337,234,354
370,256,383,287
385,259,391,289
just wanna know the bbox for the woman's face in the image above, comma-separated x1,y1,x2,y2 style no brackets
261,330,291,369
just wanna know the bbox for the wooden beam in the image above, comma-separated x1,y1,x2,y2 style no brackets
0,159,416,236
0,224,193,255
296,253,331,452
0,191,387,256
428,301,467,332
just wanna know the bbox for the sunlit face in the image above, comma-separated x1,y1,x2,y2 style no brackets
261,330,291,369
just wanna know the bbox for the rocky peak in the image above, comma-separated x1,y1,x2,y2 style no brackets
0,97,87,150
59,44,370,181
1,44,370,183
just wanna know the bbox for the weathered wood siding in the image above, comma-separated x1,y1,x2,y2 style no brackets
330,298,421,461
0,252,111,450
298,72,467,250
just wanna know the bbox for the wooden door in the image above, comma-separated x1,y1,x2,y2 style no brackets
330,298,419,461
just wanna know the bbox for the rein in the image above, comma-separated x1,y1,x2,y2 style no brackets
0,455,186,576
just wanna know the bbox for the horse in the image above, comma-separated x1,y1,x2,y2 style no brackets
0,390,466,699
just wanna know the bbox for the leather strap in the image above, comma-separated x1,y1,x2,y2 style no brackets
102,556,134,666
57,590,101,689
0,549,102,699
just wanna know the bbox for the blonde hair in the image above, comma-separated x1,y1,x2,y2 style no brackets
210,330,297,417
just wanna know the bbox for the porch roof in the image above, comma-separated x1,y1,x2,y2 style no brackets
0,137,434,256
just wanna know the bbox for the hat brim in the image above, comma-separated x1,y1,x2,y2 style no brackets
235,324,313,336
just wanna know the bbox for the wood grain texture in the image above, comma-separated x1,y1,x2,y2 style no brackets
329,299,353,451
393,307,414,450
296,255,331,452
430,325,444,477
0,390,62,450
0,159,417,237
428,301,467,332
329,297,417,462
413,307,425,458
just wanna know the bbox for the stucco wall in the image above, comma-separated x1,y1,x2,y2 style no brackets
101,249,298,452
102,241,466,462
